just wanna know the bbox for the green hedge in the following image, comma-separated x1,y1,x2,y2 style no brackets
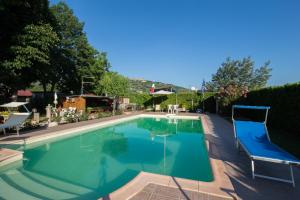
232,82,300,134
128,92,215,111
127,93,152,108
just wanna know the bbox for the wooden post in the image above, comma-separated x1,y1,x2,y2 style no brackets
112,96,116,116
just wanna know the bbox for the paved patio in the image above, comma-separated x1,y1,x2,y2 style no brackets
0,112,299,199
129,183,228,200
0,111,143,143
203,114,300,200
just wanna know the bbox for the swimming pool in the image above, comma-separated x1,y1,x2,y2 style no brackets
0,117,213,199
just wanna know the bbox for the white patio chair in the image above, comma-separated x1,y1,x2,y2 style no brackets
155,104,161,112
168,105,173,113
173,105,179,115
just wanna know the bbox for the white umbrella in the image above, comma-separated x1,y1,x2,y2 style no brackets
152,90,177,105
54,92,58,108
152,90,174,95
151,90,174,110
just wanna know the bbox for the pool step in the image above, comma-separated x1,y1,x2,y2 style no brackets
0,177,40,200
0,169,93,199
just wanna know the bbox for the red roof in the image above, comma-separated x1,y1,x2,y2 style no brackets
17,90,32,97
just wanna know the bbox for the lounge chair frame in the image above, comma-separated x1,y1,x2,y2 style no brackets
0,113,31,136
232,105,298,187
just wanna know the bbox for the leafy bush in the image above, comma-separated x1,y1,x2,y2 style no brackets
115,110,123,115
64,108,80,123
79,112,89,121
97,112,112,118
127,93,152,107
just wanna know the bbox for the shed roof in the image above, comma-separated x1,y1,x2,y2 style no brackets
67,95,113,99
17,90,32,97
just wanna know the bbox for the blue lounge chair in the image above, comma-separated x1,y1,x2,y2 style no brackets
232,105,300,187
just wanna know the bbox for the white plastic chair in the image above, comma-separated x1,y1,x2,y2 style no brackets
168,105,173,113
155,104,161,112
173,105,179,115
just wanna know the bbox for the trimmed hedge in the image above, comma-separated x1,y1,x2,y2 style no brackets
232,82,300,134
128,92,215,111
127,93,152,108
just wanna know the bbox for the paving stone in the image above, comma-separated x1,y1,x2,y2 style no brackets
149,193,180,200
143,183,158,193
130,183,230,200
154,185,181,198
179,190,201,200
130,191,151,200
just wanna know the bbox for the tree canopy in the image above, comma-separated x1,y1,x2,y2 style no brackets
95,72,129,97
207,57,272,106
0,0,111,102
3,23,59,92
207,57,271,92
0,0,55,98
49,2,98,93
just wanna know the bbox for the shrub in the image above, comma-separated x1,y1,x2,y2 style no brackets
64,108,80,123
115,110,123,115
97,112,112,118
79,112,89,121
127,93,152,107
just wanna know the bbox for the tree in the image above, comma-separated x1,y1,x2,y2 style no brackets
50,2,98,94
207,57,272,106
95,72,129,97
0,0,111,102
3,23,59,95
0,0,55,99
80,52,112,93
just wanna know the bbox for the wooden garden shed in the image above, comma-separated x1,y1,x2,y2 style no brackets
63,95,113,112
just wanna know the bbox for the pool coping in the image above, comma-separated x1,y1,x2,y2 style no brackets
0,113,237,199
0,148,23,168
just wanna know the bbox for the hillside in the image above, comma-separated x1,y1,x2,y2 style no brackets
27,78,189,94
128,78,189,94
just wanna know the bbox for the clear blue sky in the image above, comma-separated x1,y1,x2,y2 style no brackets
50,0,300,88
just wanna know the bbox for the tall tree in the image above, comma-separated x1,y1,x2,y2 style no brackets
3,23,59,95
95,72,129,97
0,0,111,100
0,0,54,99
80,52,112,93
207,57,272,106
50,2,98,94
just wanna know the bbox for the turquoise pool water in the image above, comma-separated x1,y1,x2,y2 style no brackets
0,117,213,199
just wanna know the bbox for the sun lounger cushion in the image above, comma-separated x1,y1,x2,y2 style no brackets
234,120,300,164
